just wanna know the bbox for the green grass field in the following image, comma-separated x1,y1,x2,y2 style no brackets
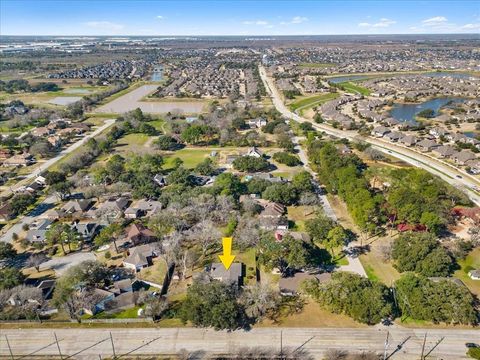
298,63,336,69
454,247,480,297
289,93,339,112
338,82,371,96
163,148,212,169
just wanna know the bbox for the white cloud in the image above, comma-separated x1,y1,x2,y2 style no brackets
156,15,165,20
242,20,269,26
462,23,480,29
84,21,124,32
422,16,448,25
358,18,396,28
280,16,309,25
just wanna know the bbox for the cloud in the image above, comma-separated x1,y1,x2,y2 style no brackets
462,23,480,29
84,21,124,31
280,16,309,25
421,16,448,25
242,20,269,26
358,18,396,28
156,15,165,20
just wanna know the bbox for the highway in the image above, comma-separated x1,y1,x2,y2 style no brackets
0,327,477,359
258,66,480,206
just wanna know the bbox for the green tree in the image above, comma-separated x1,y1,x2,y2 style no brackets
179,280,245,330
0,267,25,290
326,226,347,255
232,156,270,173
195,158,215,176
262,183,298,205
0,242,16,260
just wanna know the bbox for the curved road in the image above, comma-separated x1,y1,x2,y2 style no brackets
259,66,480,206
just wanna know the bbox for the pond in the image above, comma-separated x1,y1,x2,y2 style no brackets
151,65,164,82
423,71,478,79
389,97,466,125
48,96,82,106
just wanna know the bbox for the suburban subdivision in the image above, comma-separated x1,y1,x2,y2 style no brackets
0,1,480,359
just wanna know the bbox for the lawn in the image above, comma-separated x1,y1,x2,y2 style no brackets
454,247,480,297
233,247,257,285
162,148,213,169
137,258,168,287
358,239,401,285
337,82,371,96
149,119,167,132
289,93,339,112
257,299,366,328
287,205,316,231
87,306,143,320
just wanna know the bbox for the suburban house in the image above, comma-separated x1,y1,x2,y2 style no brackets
279,272,332,296
451,150,477,165
25,219,54,243
83,288,115,315
95,197,129,219
0,203,13,222
61,199,92,214
209,262,244,287
125,223,156,246
399,135,418,147
153,174,167,187
125,199,162,219
432,145,456,158
247,118,267,129
371,126,390,137
416,139,439,152
2,153,35,167
71,221,100,242
123,244,159,272
245,147,263,158
468,270,480,280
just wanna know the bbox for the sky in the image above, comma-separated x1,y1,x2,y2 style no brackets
1,0,479,36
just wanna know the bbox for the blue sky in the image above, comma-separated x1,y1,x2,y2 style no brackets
1,1,479,36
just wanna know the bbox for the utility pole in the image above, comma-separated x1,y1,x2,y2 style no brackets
54,332,63,360
4,335,14,360
110,332,116,360
420,333,427,360
423,337,444,359
280,330,283,359
383,331,389,360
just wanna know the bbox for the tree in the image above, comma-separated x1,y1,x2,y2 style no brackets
0,267,25,290
167,166,192,186
213,173,245,198
10,193,36,217
144,296,169,321
262,183,298,205
395,273,477,325
194,158,215,176
420,211,445,235
240,283,281,321
305,213,336,243
179,280,245,330
232,156,270,173
46,223,75,254
272,152,301,167
303,272,393,325
25,253,48,272
392,232,453,276
154,135,179,151
44,171,66,185
94,223,123,252
51,180,74,200
0,243,16,260
326,226,348,255
292,171,314,192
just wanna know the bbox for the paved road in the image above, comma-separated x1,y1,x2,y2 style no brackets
1,119,116,198
258,66,480,206
0,327,477,359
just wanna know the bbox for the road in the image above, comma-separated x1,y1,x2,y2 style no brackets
0,327,477,359
258,66,480,206
1,118,116,197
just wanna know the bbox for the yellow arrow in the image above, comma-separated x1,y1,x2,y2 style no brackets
218,237,236,270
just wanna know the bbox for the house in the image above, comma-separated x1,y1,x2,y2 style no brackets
466,160,480,175
468,269,480,280
259,201,287,230
209,262,244,286
123,244,159,272
26,219,53,243
0,203,13,222
37,279,56,300
71,221,100,242
451,150,476,165
95,197,129,219
225,155,239,169
125,223,156,245
432,145,456,158
31,127,52,137
2,153,35,167
153,174,167,187
127,199,162,218
399,135,418,147
429,127,448,138
83,288,115,315
384,131,403,142
245,147,262,158
247,118,267,129
279,272,332,296
416,139,439,152
42,208,66,220
61,199,92,214
371,126,390,137
124,207,142,219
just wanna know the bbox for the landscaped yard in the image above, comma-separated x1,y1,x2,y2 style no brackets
454,247,480,297
137,258,168,287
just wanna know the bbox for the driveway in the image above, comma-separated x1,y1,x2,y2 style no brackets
39,251,96,276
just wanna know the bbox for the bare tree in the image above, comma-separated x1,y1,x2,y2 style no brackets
144,296,168,321
25,253,49,272
187,220,221,257
240,282,281,321
63,290,103,323
324,349,348,360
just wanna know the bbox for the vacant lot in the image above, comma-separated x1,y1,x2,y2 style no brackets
289,93,339,112
96,85,206,114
